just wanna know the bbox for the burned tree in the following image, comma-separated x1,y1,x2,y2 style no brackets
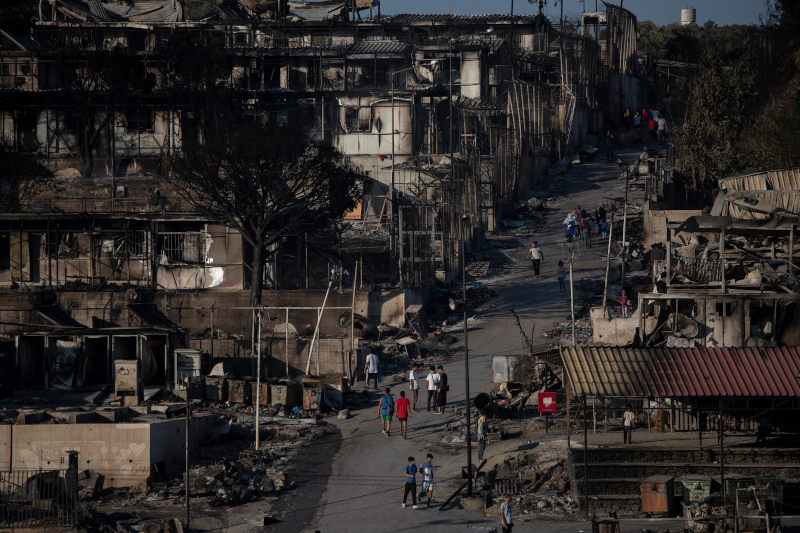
158,33,233,143
0,141,56,212
167,122,365,308
56,45,139,177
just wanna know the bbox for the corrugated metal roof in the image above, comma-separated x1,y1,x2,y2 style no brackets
347,40,409,55
561,346,800,398
719,168,800,219
88,0,109,21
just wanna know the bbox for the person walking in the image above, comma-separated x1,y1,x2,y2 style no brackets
581,216,592,248
557,261,566,292
619,290,629,318
634,110,641,128
526,241,544,278
564,213,576,242
604,130,614,163
623,404,635,444
396,390,411,439
408,364,420,411
648,117,657,142
623,107,632,130
378,387,394,436
476,413,488,465
657,116,669,144
364,349,379,390
426,365,439,411
501,495,514,532
402,457,419,509
435,366,448,414
420,454,434,507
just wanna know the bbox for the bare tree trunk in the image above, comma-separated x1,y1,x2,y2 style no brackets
249,240,265,309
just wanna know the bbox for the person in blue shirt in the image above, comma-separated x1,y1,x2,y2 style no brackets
378,387,394,436
402,457,419,509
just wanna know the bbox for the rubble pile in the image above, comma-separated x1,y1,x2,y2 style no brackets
88,416,332,529
542,321,594,344
681,495,734,533
481,452,577,520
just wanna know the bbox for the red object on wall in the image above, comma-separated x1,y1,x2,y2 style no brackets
538,392,557,413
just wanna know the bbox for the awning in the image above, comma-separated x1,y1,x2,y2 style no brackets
560,346,800,398
35,306,85,328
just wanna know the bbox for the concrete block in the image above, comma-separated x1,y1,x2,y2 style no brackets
17,412,43,425
69,412,97,424
95,408,133,422
127,405,151,416
461,495,487,511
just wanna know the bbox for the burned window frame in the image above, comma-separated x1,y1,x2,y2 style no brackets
107,231,148,259
125,108,155,133
158,232,205,265
46,232,81,259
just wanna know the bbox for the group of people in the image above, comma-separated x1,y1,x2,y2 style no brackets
563,204,609,248
629,105,669,145
369,361,450,439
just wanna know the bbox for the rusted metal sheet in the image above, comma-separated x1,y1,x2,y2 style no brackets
227,379,251,404
560,346,800,398
640,475,674,513
251,381,270,405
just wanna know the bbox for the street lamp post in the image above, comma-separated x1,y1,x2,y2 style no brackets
462,214,473,496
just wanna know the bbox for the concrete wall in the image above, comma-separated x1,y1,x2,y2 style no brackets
642,200,703,249
0,289,409,337
607,71,642,128
0,415,214,487
590,306,640,345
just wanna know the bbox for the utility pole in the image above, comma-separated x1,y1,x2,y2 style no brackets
583,394,589,519
185,378,191,530
255,308,262,450
462,215,473,496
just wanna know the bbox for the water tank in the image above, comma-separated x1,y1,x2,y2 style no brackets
681,8,696,26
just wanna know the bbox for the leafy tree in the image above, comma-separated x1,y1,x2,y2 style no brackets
674,53,756,202
167,122,366,308
0,141,56,212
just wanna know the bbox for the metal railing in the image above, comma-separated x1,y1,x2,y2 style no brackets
0,468,81,527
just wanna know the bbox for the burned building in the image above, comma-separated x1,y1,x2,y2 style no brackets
0,1,650,389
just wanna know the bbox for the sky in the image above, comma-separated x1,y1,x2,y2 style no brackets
382,0,768,27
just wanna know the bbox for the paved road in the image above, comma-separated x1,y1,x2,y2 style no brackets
305,151,639,533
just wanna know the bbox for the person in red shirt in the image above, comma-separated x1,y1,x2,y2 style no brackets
581,217,592,248
396,390,412,439
648,118,657,142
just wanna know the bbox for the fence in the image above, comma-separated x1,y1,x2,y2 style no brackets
0,468,81,527
257,306,357,378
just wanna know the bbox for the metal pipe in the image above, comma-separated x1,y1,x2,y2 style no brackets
463,224,473,496
602,219,613,317
255,308,262,450
583,394,589,519
719,398,725,500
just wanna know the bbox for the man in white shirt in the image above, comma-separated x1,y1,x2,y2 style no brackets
364,349,379,390
501,495,513,532
425,365,439,411
409,364,420,411
623,404,635,444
